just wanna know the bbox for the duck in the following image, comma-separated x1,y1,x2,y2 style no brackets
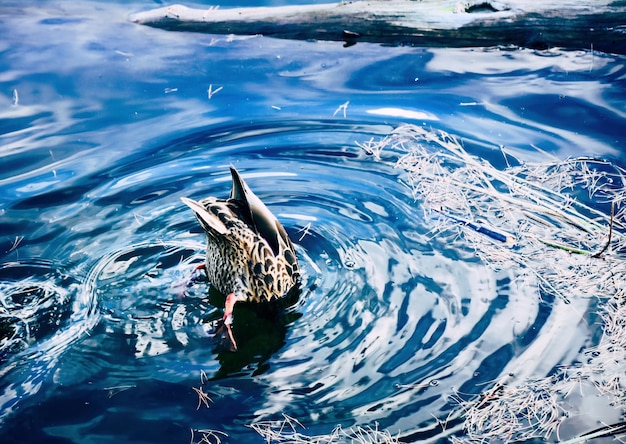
181,167,300,350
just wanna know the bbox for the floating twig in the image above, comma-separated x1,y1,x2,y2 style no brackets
592,201,615,258
207,84,223,99
433,208,514,243
103,384,136,398
192,386,213,410
333,100,349,118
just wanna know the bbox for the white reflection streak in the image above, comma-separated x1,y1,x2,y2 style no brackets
366,107,439,121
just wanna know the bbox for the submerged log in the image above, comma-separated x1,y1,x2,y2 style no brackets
130,1,626,54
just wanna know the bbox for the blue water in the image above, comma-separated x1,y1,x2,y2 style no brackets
1,1,626,443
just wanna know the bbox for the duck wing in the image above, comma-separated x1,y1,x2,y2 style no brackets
229,167,293,257
180,197,229,236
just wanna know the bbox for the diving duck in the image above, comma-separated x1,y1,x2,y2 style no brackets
181,167,300,350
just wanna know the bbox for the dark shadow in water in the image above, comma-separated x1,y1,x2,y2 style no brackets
203,285,302,380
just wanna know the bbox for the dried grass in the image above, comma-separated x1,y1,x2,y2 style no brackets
358,124,626,443
249,414,402,443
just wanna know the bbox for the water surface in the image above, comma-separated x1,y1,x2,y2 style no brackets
1,1,626,443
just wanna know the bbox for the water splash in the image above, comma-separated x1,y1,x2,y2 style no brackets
0,260,98,421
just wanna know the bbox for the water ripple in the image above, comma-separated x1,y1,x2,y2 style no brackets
0,120,609,441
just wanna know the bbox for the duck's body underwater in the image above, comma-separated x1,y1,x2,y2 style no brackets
181,167,300,350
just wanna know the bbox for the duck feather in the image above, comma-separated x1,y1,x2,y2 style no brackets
181,167,299,305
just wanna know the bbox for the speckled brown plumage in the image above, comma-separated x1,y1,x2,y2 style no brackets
182,167,299,306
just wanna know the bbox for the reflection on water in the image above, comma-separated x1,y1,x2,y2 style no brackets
0,2,625,443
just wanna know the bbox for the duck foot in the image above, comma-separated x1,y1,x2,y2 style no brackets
186,263,207,286
174,264,207,298
215,321,238,352
190,263,207,281
224,322,237,351
223,292,238,350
